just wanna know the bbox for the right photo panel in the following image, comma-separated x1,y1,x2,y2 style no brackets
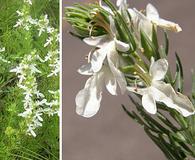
63,0,195,160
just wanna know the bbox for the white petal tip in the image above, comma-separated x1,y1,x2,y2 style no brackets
76,109,96,118
175,24,182,32
147,3,154,8
115,39,130,52
180,111,195,117
142,94,157,115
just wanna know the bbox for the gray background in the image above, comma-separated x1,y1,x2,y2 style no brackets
63,0,195,159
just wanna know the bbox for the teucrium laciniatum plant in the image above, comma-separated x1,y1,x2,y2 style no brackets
65,0,195,159
0,0,59,159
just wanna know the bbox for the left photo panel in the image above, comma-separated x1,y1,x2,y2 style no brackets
0,0,60,159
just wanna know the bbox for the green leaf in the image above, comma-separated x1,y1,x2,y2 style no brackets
120,65,135,74
114,17,129,43
157,112,178,132
175,53,184,92
144,128,185,160
189,115,195,141
192,72,195,101
164,31,169,55
122,105,145,126
152,25,160,59
69,31,84,40
140,30,156,60
171,70,178,87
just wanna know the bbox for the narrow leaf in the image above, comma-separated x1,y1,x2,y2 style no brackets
191,71,195,101
175,53,184,92
140,30,156,60
164,31,169,55
152,25,160,59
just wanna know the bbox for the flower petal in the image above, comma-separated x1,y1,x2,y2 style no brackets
156,18,182,32
139,19,153,40
107,49,127,94
145,4,182,32
132,8,153,39
91,47,108,72
149,58,168,81
142,93,157,114
116,0,127,11
116,0,126,7
99,0,113,14
128,8,138,24
75,74,103,118
150,85,174,107
115,39,130,52
152,81,195,117
103,67,117,95
172,92,195,117
146,3,159,21
78,63,93,75
83,35,110,47
109,16,117,37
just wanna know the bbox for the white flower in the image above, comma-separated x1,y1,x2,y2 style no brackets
38,27,45,36
37,15,49,36
47,26,55,34
14,19,24,28
24,0,32,5
10,66,22,74
35,90,45,98
76,32,129,117
18,108,32,118
27,16,38,25
116,0,127,11
35,111,43,122
76,64,125,118
16,10,24,16
129,3,182,39
0,47,5,52
75,16,130,118
27,124,36,137
83,34,129,73
29,64,41,74
47,60,60,77
44,37,53,47
127,58,195,117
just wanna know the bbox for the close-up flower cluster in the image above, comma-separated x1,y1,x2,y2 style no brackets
66,0,194,118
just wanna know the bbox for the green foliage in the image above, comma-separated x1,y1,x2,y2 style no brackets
65,3,107,39
0,0,59,159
